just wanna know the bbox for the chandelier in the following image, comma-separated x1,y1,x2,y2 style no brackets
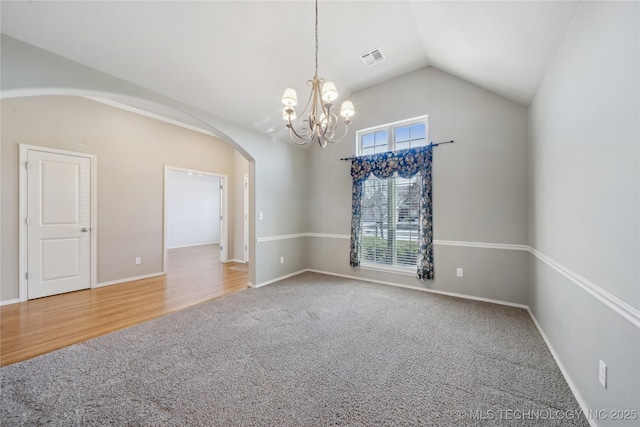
281,0,354,148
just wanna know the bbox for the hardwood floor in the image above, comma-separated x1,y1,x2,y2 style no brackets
0,244,248,367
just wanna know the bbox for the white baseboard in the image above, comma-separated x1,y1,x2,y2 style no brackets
526,308,596,427
250,269,308,288
167,242,219,250
251,268,528,310
94,272,165,288
1,274,166,303
227,259,246,264
305,269,528,309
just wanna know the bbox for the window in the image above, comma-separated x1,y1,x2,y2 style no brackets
356,116,428,270
358,116,427,155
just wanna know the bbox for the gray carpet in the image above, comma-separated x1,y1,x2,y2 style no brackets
1,272,588,426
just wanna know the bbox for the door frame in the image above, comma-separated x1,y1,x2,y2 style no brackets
243,172,249,263
19,144,98,302
163,166,229,272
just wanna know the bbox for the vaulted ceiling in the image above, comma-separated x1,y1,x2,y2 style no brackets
1,1,580,138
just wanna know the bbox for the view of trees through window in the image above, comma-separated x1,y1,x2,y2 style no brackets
361,175,421,266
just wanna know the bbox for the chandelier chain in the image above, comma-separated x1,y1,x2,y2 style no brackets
315,0,318,78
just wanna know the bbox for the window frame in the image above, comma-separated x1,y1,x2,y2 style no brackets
355,115,428,156
354,115,428,273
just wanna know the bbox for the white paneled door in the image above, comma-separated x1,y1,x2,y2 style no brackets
27,150,92,299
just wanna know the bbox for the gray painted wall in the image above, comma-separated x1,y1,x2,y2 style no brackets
307,67,530,305
254,139,309,284
528,2,639,423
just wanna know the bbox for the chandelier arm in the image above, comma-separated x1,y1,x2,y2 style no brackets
290,80,316,126
327,109,340,131
315,107,339,141
286,79,316,139
287,120,316,145
319,122,351,144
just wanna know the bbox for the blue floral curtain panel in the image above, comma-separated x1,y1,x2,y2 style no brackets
349,145,434,280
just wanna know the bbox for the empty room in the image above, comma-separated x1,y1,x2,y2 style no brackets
1,1,638,426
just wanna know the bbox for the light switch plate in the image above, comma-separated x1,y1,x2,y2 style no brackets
599,359,607,388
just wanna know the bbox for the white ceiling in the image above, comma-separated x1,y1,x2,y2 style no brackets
1,1,580,138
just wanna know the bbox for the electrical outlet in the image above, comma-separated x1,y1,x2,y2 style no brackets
456,268,463,277
280,256,284,264
259,212,263,220
135,257,141,265
599,360,607,388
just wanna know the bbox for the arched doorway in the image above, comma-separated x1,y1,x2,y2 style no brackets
1,91,255,302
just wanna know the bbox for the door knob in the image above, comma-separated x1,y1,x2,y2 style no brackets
81,227,89,232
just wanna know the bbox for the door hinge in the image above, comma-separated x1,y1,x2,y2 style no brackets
220,184,223,190
25,161,29,171
220,215,223,220
26,272,29,280
25,217,30,225
219,246,223,251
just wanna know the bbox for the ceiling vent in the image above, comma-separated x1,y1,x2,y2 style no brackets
360,48,385,67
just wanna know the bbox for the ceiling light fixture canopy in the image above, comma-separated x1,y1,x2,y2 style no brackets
281,0,354,148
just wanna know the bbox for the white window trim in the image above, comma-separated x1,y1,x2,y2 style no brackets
355,114,429,155
358,264,416,277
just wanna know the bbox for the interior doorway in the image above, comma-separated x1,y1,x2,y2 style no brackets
163,166,228,273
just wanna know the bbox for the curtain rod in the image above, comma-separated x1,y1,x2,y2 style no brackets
339,140,454,161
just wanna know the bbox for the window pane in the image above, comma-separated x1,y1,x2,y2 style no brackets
396,141,410,151
361,175,420,269
410,124,425,140
361,147,375,156
395,176,420,266
409,139,426,149
373,143,387,154
362,133,375,148
395,126,410,143
374,130,388,146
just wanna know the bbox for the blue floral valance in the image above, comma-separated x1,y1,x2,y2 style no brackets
351,146,432,183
